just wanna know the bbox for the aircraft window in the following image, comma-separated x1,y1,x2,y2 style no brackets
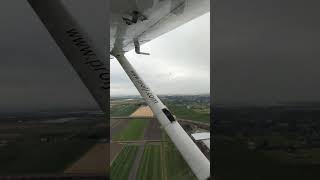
162,108,176,122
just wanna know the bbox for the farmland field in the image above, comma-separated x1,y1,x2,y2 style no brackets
161,132,197,180
109,96,210,179
111,145,138,180
110,101,140,117
130,106,154,117
165,102,210,123
110,143,124,164
214,135,320,180
0,139,94,175
0,111,107,175
113,119,149,141
136,144,162,180
64,143,108,174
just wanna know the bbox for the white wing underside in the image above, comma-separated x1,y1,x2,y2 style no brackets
110,0,210,53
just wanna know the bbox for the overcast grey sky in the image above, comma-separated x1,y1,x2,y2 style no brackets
3,0,320,112
1,0,208,113
111,13,210,96
214,0,320,105
0,0,106,113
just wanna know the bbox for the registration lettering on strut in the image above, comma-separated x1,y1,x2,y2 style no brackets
130,70,159,104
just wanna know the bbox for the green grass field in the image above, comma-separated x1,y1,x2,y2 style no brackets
165,102,210,123
161,132,197,180
114,119,149,141
136,144,162,180
111,145,138,180
110,103,139,117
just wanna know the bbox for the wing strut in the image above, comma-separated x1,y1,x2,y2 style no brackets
27,0,109,114
111,51,210,180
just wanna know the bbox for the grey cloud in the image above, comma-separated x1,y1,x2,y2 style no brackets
111,13,210,96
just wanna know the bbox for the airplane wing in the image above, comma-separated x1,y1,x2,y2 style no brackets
110,0,210,53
